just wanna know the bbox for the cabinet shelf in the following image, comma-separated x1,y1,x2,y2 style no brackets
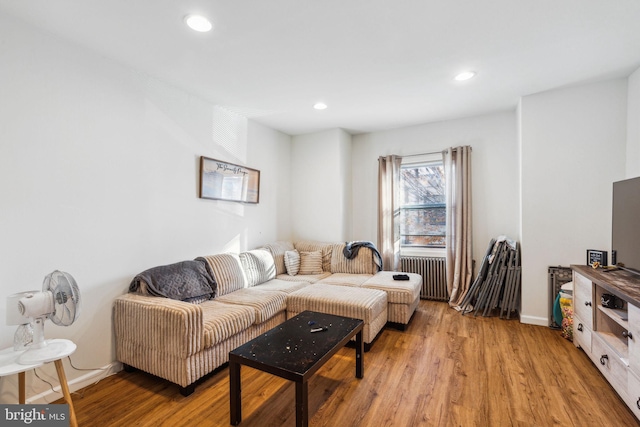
597,306,629,329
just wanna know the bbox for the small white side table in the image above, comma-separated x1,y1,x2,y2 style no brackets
0,339,78,427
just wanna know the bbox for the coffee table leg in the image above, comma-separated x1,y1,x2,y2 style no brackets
355,330,364,379
230,361,241,425
295,380,308,427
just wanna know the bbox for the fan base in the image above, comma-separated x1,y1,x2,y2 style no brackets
17,339,77,365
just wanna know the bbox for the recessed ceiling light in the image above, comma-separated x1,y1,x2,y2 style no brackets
184,15,213,32
454,71,476,81
313,102,328,110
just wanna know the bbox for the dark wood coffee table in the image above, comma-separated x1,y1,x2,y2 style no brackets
229,310,364,427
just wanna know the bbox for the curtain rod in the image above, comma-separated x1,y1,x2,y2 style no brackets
381,146,472,160
401,150,443,158
401,146,473,158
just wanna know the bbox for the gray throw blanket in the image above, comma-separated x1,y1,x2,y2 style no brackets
129,259,217,302
343,241,383,271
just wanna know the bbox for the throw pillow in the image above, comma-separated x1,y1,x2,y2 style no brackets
298,250,323,275
284,250,301,276
262,241,295,275
239,249,276,287
294,241,333,272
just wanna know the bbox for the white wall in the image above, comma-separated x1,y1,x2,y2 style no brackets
519,79,628,325
628,67,640,178
0,14,291,402
291,128,352,242
351,111,519,264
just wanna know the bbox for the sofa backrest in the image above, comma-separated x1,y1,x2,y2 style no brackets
239,249,276,287
330,243,377,275
262,240,379,276
199,253,247,296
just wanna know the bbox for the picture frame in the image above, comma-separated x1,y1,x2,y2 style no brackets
199,156,260,204
586,249,608,267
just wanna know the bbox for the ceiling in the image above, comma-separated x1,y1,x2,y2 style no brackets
2,0,640,136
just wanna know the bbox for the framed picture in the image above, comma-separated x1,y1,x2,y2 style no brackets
199,156,260,204
586,249,608,267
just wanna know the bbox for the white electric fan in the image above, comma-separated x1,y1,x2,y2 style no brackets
13,270,80,364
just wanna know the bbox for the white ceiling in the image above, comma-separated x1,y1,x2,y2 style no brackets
2,0,640,135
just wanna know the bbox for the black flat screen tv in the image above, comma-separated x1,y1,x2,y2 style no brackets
612,176,640,277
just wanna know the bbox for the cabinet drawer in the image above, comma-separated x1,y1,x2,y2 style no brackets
628,370,640,420
573,314,592,354
592,333,628,395
573,272,593,330
628,304,640,372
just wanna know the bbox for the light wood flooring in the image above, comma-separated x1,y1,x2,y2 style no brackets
61,300,640,426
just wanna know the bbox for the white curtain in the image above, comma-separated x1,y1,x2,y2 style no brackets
444,146,473,309
377,155,403,271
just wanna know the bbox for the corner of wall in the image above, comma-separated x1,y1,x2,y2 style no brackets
627,67,640,178
290,128,353,242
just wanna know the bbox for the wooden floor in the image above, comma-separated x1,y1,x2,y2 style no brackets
62,300,640,426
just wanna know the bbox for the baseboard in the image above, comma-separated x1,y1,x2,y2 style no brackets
519,314,548,326
26,361,122,404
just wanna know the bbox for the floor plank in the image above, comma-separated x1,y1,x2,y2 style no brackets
61,300,640,426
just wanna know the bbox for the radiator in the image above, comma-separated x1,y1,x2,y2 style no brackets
400,256,448,301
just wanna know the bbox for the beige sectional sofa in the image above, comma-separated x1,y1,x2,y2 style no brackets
113,240,421,395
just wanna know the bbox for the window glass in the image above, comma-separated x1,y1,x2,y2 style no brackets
399,161,446,248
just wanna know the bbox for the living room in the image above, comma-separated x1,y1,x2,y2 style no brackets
1,1,640,425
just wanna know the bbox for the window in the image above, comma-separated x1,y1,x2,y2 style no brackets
399,159,446,249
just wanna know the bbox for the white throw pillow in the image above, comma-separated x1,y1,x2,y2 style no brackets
284,250,300,276
239,249,276,287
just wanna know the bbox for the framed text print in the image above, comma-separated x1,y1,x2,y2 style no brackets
199,156,260,204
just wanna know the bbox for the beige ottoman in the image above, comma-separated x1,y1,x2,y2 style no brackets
287,283,387,346
362,271,422,328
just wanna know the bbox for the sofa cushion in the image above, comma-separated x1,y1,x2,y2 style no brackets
362,271,422,304
262,241,295,275
287,283,387,324
200,300,256,348
330,243,377,275
284,250,300,276
199,253,247,296
276,272,332,283
294,241,334,272
214,288,287,324
239,249,276,287
317,273,374,287
298,251,323,275
253,278,310,294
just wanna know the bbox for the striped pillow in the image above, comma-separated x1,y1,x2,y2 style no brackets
239,249,276,287
262,241,295,275
284,250,301,276
294,241,333,272
298,251,323,275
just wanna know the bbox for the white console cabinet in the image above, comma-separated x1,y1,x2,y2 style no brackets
572,265,640,420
